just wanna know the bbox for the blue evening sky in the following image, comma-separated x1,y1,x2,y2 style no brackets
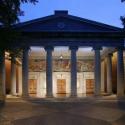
20,0,125,28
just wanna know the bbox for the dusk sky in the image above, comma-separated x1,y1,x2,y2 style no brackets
20,0,125,28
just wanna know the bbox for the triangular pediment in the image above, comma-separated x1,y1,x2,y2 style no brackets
15,11,121,32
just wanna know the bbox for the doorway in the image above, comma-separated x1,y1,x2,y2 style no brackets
29,79,37,96
86,79,94,94
57,79,66,94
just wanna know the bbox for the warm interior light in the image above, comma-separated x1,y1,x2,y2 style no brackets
5,52,10,56
16,58,22,65
59,54,63,59
5,52,11,59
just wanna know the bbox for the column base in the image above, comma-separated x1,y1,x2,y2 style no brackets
106,92,113,95
94,90,101,96
22,95,29,99
0,95,5,104
117,94,125,98
117,95,125,100
46,94,53,98
11,93,18,96
94,93,101,97
70,94,77,98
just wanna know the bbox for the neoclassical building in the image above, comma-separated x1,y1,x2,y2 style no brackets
0,10,125,100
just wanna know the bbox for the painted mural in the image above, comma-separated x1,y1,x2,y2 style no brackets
29,59,94,72
29,59,46,72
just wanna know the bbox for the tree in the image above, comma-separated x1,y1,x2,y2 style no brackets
0,0,38,27
121,0,125,28
0,0,38,57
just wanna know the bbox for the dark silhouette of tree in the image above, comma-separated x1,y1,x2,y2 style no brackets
0,0,38,56
121,0,125,28
0,0,38,27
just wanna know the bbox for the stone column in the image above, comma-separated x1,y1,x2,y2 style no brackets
101,60,105,93
18,65,22,96
10,54,17,95
70,46,78,97
117,48,124,97
107,53,113,94
93,47,101,96
45,46,53,97
0,49,6,101
22,47,29,98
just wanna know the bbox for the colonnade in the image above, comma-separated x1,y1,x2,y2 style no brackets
0,46,124,100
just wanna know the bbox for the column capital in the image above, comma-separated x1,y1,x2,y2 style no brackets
69,46,78,51
107,53,113,57
44,46,54,51
93,46,102,50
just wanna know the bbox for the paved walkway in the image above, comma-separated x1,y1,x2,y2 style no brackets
0,96,125,125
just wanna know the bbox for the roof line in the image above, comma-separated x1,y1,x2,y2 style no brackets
13,12,122,31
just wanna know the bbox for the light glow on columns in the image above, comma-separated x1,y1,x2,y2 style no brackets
78,47,92,52
5,52,11,59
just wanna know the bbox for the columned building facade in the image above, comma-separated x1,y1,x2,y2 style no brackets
0,11,125,100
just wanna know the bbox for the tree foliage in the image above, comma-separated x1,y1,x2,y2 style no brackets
0,0,38,27
0,0,38,57
121,0,125,28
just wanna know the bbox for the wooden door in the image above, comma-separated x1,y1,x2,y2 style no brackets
57,79,66,94
86,79,94,94
29,79,37,94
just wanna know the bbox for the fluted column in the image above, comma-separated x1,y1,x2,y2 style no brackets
0,49,6,101
117,48,124,97
10,54,17,95
22,47,29,98
45,46,53,97
107,53,113,94
93,47,101,96
70,46,78,97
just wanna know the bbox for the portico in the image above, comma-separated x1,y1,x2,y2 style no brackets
0,10,125,101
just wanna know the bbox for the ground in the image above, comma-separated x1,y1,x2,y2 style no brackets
0,96,125,125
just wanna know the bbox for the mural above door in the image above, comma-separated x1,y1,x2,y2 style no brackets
29,59,94,72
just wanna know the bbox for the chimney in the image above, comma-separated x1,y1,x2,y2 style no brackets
54,10,68,16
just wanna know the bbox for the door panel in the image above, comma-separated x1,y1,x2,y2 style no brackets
57,79,66,94
86,79,94,94
29,79,37,94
